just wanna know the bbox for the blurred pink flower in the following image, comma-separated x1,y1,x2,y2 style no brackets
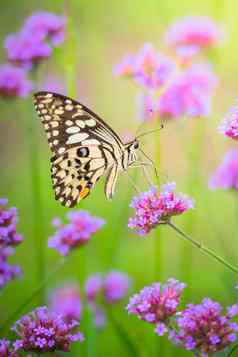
128,183,194,235
209,150,238,190
137,92,158,122
158,64,216,119
49,283,82,322
165,16,221,50
40,74,66,94
48,211,105,256
219,104,238,140
114,43,175,90
0,64,32,98
85,271,131,328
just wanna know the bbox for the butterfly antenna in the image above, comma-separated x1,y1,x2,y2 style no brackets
136,123,164,140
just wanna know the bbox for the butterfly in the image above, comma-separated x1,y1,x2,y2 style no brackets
33,91,142,207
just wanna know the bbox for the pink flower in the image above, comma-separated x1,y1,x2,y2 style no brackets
127,279,186,335
85,271,130,328
128,183,194,235
49,283,82,322
165,16,221,50
0,64,32,98
219,104,238,140
48,211,105,256
170,298,238,355
114,43,174,90
158,64,216,119
209,150,238,190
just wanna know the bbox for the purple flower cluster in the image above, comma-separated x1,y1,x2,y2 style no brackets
128,183,194,235
165,16,221,51
4,11,65,68
158,64,216,119
49,283,82,322
0,64,32,98
85,271,130,328
0,199,22,289
170,298,238,356
0,339,19,357
0,198,23,247
13,306,83,353
48,211,105,256
0,11,65,98
209,150,238,190
219,104,238,140
127,279,185,336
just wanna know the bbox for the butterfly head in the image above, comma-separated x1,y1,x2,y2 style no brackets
125,139,140,166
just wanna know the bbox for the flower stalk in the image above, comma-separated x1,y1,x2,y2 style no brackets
167,221,238,275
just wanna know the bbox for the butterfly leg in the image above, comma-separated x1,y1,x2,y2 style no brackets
139,149,159,183
125,171,141,194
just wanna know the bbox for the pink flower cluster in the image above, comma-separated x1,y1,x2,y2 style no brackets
209,150,238,190
170,298,238,356
127,279,186,336
165,16,221,51
0,11,65,98
115,17,220,121
85,271,131,328
219,104,238,140
48,211,105,256
0,198,23,289
128,183,194,235
49,283,82,323
12,306,83,353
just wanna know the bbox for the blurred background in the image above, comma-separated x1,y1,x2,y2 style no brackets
1,0,238,356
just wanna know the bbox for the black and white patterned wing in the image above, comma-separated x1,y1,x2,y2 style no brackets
33,91,123,207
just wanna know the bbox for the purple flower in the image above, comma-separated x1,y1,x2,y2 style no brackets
0,339,19,357
128,183,194,235
85,271,130,328
157,64,216,119
4,32,52,69
165,16,221,50
48,211,105,256
4,11,65,68
104,271,131,303
127,279,186,335
209,150,238,190
219,104,238,140
0,64,32,98
0,251,22,289
23,11,66,46
114,43,175,90
49,283,82,322
12,306,84,353
170,298,238,355
0,198,23,247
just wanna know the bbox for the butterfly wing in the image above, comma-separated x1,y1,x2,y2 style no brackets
33,91,124,207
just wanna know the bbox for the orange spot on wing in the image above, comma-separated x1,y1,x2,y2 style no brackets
79,187,90,199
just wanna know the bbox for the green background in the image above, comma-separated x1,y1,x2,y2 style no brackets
1,0,238,356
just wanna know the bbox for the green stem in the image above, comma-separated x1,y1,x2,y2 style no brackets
107,309,139,357
1,258,65,334
168,221,238,275
25,98,46,304
226,343,238,356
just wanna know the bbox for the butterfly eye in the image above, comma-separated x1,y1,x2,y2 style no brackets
133,141,139,150
77,147,89,157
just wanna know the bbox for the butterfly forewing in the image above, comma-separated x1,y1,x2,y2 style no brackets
34,91,124,207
